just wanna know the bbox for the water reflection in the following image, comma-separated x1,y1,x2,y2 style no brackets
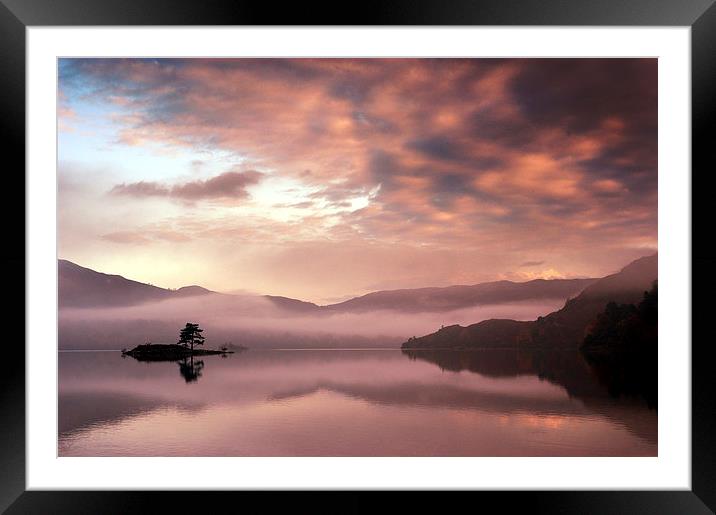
585,352,657,409
401,348,656,409
123,351,220,384
178,357,205,383
59,348,657,456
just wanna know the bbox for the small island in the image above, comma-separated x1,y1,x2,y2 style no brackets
122,322,245,360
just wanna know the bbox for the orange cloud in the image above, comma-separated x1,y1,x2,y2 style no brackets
58,58,658,300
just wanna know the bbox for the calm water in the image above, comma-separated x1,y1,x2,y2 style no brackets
58,348,657,456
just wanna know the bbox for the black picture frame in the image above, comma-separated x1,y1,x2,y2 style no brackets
2,1,714,513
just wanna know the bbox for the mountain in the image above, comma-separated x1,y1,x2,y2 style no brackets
58,259,597,314
323,278,597,313
58,259,322,311
174,285,213,297
59,260,214,308
265,295,320,312
402,254,657,349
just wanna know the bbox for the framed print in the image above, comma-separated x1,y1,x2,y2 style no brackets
3,0,715,513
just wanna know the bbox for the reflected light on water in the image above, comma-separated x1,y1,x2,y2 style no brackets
59,349,657,457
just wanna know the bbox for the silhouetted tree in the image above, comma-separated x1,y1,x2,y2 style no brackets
582,282,657,353
178,322,205,352
581,282,658,407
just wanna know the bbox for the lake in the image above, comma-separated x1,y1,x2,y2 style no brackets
58,348,657,456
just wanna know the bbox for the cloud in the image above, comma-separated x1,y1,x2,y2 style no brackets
102,228,193,245
109,181,169,198
519,261,545,268
504,268,570,281
102,231,151,244
59,58,658,301
110,170,263,202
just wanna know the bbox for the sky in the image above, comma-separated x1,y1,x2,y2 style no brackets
58,58,657,304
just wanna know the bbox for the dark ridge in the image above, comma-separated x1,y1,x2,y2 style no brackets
323,277,597,313
59,259,214,308
403,254,657,350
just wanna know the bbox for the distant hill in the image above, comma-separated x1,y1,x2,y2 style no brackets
59,260,214,308
58,259,597,314
174,285,214,297
324,278,597,313
264,295,320,313
58,259,322,311
403,254,657,349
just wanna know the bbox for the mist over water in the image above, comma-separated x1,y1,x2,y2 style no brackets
59,294,566,349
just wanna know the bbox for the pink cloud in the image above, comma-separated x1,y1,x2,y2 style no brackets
58,58,658,300
102,231,151,245
110,170,263,202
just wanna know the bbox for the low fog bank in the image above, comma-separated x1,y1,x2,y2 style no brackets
58,293,568,350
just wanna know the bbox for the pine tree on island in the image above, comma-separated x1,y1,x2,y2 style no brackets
122,322,241,359
178,322,205,352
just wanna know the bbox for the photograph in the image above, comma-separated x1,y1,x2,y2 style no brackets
57,57,658,458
